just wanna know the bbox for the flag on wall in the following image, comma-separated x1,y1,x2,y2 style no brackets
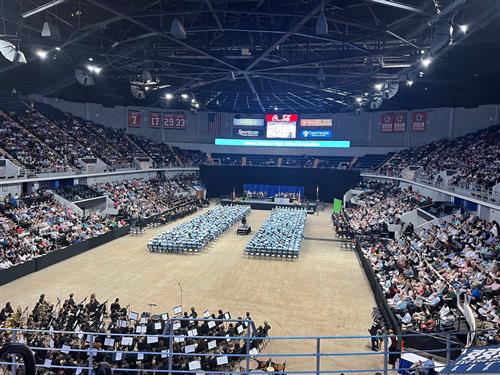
208,112,222,136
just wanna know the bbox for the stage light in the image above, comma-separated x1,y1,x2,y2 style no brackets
364,92,369,96
374,83,383,91
55,47,61,51
355,97,363,103
406,80,414,87
421,57,432,68
86,65,101,74
419,71,424,77
165,93,173,100
36,49,48,59
181,93,189,100
88,57,93,61
459,24,468,33
191,98,196,104
273,106,278,111
194,103,200,109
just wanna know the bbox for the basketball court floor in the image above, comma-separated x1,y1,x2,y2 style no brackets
0,205,382,373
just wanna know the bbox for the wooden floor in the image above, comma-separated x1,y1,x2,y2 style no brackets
0,205,382,373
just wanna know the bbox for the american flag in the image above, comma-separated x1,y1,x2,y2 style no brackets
208,112,221,136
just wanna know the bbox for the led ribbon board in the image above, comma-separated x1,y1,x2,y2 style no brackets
215,138,350,148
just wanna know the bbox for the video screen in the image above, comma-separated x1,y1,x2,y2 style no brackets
266,123,297,139
265,114,298,139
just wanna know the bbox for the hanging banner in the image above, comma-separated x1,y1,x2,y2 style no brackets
393,112,407,132
150,112,161,128
412,111,427,131
163,114,186,129
380,113,393,133
127,111,141,128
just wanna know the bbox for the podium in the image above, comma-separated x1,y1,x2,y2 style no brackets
237,225,251,235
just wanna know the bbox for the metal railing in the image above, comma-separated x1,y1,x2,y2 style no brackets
1,323,497,375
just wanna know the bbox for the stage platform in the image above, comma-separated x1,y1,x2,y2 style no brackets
221,198,316,212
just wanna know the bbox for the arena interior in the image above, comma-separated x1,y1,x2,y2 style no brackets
0,1,499,374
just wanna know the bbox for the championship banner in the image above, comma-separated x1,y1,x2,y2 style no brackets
163,114,186,129
127,111,141,128
380,113,393,133
393,112,407,132
149,112,161,128
412,111,427,131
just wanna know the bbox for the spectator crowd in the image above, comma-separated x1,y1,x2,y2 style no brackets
333,181,499,345
379,125,500,191
0,174,204,270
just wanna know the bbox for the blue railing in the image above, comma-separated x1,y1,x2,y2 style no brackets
1,322,496,375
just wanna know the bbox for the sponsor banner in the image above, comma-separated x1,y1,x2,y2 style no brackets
127,111,141,128
300,118,332,127
446,344,500,373
163,114,186,129
412,111,427,131
215,138,350,148
265,114,298,123
233,128,263,138
381,113,393,133
233,118,264,126
299,129,332,139
393,112,407,132
149,112,161,128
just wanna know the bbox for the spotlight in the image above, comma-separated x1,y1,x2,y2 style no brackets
36,49,48,59
194,103,200,109
355,97,363,103
165,93,173,100
421,57,432,68
273,106,278,111
181,93,189,100
88,57,93,61
86,65,102,74
55,47,61,51
419,71,424,77
191,98,196,104
364,92,369,96
459,24,468,33
406,80,414,87
374,83,383,91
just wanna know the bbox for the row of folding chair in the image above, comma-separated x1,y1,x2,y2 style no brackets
245,247,299,259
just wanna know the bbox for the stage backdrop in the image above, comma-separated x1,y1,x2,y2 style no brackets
200,165,360,201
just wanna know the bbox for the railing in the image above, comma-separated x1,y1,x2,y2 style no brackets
362,171,500,205
1,325,497,375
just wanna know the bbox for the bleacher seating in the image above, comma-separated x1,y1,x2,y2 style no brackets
55,185,102,202
352,153,394,170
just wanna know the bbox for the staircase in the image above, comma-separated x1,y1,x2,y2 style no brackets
206,153,213,164
241,156,247,166
169,145,185,167
312,158,320,168
349,156,358,170
125,134,149,158
277,157,282,167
